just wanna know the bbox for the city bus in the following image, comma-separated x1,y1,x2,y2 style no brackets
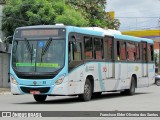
10,24,155,102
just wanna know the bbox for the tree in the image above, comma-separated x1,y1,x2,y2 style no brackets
2,0,120,37
154,52,158,67
54,0,89,27
66,0,120,29
2,0,88,37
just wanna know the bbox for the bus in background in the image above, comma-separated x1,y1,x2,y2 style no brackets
10,24,155,102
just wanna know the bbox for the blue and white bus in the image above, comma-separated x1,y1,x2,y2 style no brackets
10,24,155,102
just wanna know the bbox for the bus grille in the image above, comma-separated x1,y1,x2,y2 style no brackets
20,87,50,94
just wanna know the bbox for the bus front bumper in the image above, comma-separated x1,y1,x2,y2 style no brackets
11,82,69,95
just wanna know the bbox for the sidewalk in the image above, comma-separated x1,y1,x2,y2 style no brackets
0,88,10,94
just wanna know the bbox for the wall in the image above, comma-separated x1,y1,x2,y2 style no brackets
0,4,4,42
0,53,10,87
0,2,10,88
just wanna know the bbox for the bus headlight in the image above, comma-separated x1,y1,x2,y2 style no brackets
55,74,66,85
10,75,18,85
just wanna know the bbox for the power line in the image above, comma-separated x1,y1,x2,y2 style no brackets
118,18,157,24
116,17,160,18
120,26,160,31
113,9,160,15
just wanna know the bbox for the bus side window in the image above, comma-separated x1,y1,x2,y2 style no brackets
120,41,127,60
69,41,82,62
84,37,93,59
94,38,103,60
136,43,140,61
142,43,147,62
148,44,151,62
117,41,120,60
68,42,73,63
148,44,154,62
73,42,82,61
151,45,154,61
107,38,113,60
127,42,136,61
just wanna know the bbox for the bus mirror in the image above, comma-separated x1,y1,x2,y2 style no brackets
71,35,77,43
3,36,13,44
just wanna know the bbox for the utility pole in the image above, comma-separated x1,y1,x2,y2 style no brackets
159,43,160,72
158,18,160,72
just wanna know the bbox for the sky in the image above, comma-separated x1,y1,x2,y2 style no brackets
106,0,160,31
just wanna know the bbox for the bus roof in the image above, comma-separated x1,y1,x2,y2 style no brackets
67,26,113,37
16,25,66,30
114,34,153,44
16,25,114,37
15,25,153,44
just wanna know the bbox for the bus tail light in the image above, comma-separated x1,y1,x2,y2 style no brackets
55,74,66,85
10,75,18,85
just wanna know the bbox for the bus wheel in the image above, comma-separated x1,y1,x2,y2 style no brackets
155,80,160,86
79,79,92,101
33,95,47,102
121,77,135,95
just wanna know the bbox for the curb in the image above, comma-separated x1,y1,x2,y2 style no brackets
0,88,11,94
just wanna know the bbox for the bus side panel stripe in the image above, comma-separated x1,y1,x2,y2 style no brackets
98,63,105,91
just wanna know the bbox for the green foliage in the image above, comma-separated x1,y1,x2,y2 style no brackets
2,0,88,36
66,0,120,29
54,0,88,26
3,0,55,36
2,0,120,37
55,9,88,27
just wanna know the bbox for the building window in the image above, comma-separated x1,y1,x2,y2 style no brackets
84,37,93,59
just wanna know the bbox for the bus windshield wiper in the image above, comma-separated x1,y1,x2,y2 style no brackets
24,38,33,63
40,38,52,62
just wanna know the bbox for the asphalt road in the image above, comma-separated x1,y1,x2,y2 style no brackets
0,85,160,120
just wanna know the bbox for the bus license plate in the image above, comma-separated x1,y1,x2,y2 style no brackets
30,90,40,94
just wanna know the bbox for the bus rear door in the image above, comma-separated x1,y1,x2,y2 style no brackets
141,41,148,86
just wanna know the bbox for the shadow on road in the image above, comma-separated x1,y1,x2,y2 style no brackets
91,92,151,101
14,92,151,105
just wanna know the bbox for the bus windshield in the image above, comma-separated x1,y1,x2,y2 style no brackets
12,39,65,73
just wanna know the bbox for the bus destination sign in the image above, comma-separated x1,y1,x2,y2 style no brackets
21,29,59,37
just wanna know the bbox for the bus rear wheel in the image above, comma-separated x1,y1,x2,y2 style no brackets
33,95,47,102
79,79,92,101
155,80,160,86
121,77,135,95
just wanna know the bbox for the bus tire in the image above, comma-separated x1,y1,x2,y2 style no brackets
155,79,160,86
121,77,135,95
33,95,47,102
79,79,92,101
